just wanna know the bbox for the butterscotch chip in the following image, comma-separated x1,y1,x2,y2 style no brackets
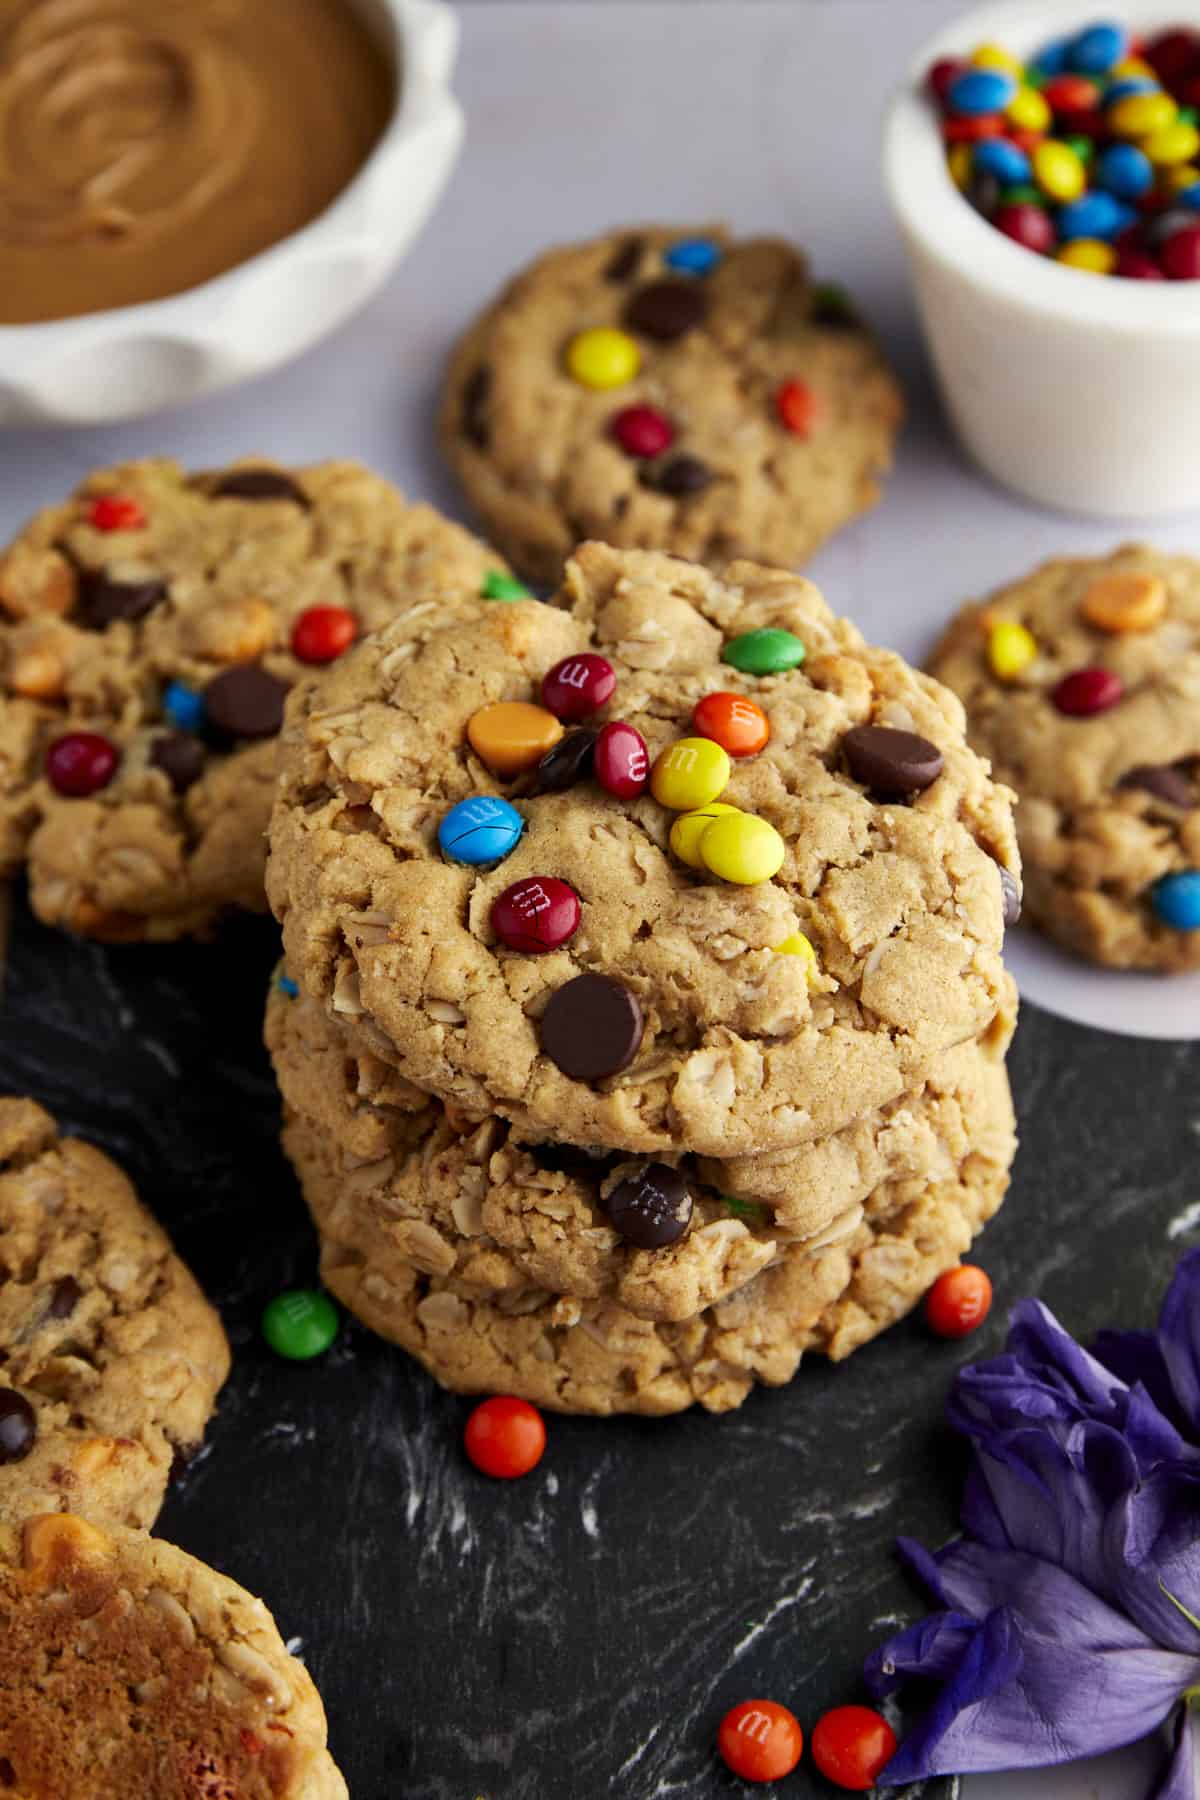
0,460,507,941
0,1516,347,1799
0,1097,230,1531
929,545,1200,970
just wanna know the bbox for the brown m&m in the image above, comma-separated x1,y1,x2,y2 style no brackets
532,728,599,793
540,973,643,1082
842,725,944,798
624,280,708,341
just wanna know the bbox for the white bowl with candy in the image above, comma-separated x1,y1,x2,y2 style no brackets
884,2,1200,515
0,0,463,427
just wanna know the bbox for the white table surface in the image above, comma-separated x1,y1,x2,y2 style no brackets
2,5,1194,1791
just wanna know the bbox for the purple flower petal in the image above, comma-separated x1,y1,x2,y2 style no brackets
1160,1251,1200,1441
1150,1702,1198,1800
873,1607,1023,1784
1095,1328,1178,1423
865,1608,982,1695
1007,1299,1129,1413
1108,1467,1200,1656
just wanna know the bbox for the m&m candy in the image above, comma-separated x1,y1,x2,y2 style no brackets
663,235,722,275
262,1289,338,1360
650,737,731,810
700,813,785,886
438,796,524,865
1052,666,1124,716
593,720,649,799
987,620,1038,679
291,605,357,664
691,691,770,757
467,701,563,776
1152,869,1200,929
670,802,741,869
481,570,533,601
541,654,616,721
46,732,118,797
565,327,640,389
722,627,806,676
163,680,206,732
491,877,581,953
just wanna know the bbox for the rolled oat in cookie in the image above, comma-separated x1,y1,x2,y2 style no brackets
267,541,1020,1162
0,1097,229,1531
0,1512,346,1798
0,459,505,940
439,225,904,585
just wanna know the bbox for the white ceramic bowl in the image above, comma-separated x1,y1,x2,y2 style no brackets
0,0,463,427
884,0,1200,517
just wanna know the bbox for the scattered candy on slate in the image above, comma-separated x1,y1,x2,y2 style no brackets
540,972,644,1081
717,1700,805,1783
463,1396,547,1479
925,1264,994,1338
491,876,581,953
602,1162,694,1248
45,731,118,797
261,1289,339,1361
291,604,357,664
929,20,1200,276
0,1390,37,1464
810,1706,899,1792
162,680,206,732
437,796,525,865
1153,868,1200,928
467,700,563,776
481,569,533,601
87,494,146,532
540,653,616,721
593,719,650,798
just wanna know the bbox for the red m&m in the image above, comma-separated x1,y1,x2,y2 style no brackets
611,404,674,459
46,732,118,797
541,654,617,721
491,876,581,953
594,720,649,798
775,380,819,437
1052,666,1124,716
291,605,358,665
88,495,146,532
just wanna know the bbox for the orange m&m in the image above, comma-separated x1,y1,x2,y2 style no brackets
467,702,563,777
691,692,770,758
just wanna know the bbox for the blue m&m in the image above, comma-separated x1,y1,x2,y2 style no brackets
973,138,1031,185
664,236,722,275
1067,21,1127,74
947,67,1018,115
1095,142,1154,199
1057,190,1132,240
1152,870,1200,930
438,796,524,865
163,681,206,732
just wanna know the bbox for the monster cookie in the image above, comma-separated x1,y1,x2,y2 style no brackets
0,1099,229,1531
440,227,904,586
0,1512,346,1798
267,980,1016,1321
268,542,1020,1161
0,459,503,940
291,1062,1014,1415
929,546,1200,970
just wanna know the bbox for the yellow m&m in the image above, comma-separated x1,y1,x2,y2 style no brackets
1033,140,1087,202
670,802,741,869
650,737,731,811
565,327,640,390
1144,121,1200,167
774,931,817,968
1109,91,1177,139
1006,85,1051,132
986,620,1037,680
700,813,785,886
1056,239,1116,273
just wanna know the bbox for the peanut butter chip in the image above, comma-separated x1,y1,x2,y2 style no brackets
1079,571,1168,634
22,1512,114,1580
467,702,564,777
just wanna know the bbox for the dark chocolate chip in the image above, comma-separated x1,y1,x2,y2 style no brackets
531,727,598,793
46,1276,81,1320
640,454,712,498
78,569,167,628
540,973,643,1083
150,732,207,793
462,366,492,450
602,1162,693,1249
1120,762,1197,809
842,725,944,799
623,280,708,341
204,666,290,741
529,1142,620,1178
998,865,1021,927
605,236,644,282
0,1390,36,1464
210,468,308,505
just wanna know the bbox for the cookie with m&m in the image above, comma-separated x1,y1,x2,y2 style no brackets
0,459,505,940
439,226,904,586
929,546,1200,970
267,539,1019,1163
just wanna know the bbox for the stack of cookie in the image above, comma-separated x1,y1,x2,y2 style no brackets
265,540,1021,1416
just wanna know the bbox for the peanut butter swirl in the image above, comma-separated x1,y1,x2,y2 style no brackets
0,0,393,323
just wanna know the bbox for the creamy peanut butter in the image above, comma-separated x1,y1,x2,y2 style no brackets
0,0,393,323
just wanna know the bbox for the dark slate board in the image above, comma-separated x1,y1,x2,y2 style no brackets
2,887,1196,1800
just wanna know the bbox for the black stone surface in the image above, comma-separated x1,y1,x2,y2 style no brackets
2,889,1196,1800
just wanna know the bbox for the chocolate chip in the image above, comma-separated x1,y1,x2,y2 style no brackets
211,468,308,505
46,1276,81,1320
78,570,167,628
810,283,860,330
530,727,598,794
1120,762,1197,808
0,1390,36,1464
529,1142,620,1178
640,454,712,498
150,732,207,792
204,666,290,741
602,1162,693,1249
605,236,644,282
998,865,1021,927
842,725,944,799
540,973,643,1083
462,366,492,449
623,280,708,341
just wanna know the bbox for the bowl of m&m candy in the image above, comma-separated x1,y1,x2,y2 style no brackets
885,1,1200,516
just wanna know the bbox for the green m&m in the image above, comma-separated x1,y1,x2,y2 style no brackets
262,1289,339,1361
481,570,533,601
722,627,807,676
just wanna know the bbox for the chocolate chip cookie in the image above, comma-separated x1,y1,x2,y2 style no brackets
929,546,1200,970
440,227,904,586
0,1511,346,1798
268,541,1020,1162
0,459,504,940
0,1098,230,1531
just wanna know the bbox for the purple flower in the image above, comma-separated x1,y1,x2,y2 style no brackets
865,1252,1200,1797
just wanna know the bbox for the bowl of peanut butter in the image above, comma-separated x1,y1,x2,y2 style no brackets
0,0,463,423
